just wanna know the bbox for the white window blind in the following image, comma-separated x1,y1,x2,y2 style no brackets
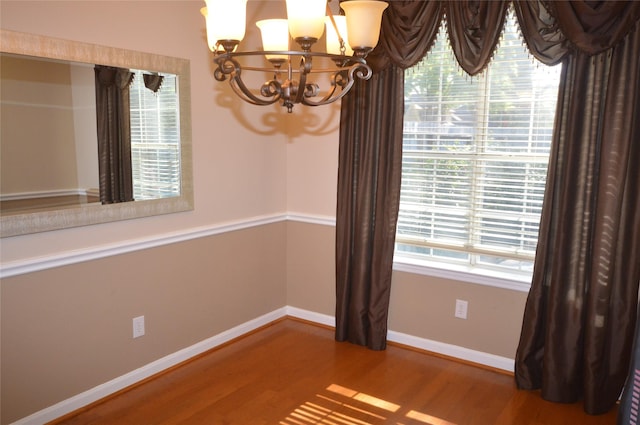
397,14,561,278
129,71,181,200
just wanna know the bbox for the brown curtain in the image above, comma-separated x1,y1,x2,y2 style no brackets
335,66,404,350
515,8,640,415
94,65,135,204
335,1,442,350
336,0,640,415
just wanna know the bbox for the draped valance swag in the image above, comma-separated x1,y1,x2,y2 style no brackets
336,0,640,415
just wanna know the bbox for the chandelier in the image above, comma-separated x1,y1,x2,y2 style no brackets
201,0,388,113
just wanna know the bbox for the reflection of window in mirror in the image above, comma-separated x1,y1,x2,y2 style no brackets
129,70,181,200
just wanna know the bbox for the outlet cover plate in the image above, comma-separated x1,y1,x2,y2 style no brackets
133,316,145,338
455,299,468,319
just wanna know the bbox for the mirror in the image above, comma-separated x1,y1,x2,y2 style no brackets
0,29,193,237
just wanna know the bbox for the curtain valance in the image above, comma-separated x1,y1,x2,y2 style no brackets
365,0,640,75
550,1,640,55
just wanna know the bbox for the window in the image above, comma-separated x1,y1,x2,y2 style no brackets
129,70,181,200
396,15,561,282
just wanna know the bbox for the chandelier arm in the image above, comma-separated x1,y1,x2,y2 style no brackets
213,54,284,106
227,76,281,106
349,62,374,81
213,56,240,82
301,84,338,106
293,55,312,105
301,62,373,107
215,52,367,74
211,50,373,110
301,71,340,105
302,81,350,107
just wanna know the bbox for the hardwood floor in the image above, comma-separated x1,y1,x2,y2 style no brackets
51,318,618,425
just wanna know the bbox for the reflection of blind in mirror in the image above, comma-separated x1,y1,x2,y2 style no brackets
129,70,181,200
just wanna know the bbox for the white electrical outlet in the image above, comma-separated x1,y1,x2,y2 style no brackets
133,316,145,338
455,299,468,319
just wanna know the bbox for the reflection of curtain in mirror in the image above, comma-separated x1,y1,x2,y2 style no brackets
94,65,135,204
143,73,164,93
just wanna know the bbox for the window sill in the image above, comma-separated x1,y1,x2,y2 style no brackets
392,256,532,293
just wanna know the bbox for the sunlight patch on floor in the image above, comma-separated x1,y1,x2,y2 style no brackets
316,394,387,419
279,383,457,425
405,409,458,424
327,384,401,412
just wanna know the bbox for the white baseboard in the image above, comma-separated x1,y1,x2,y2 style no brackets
285,307,514,372
12,306,514,425
285,306,335,327
386,331,515,372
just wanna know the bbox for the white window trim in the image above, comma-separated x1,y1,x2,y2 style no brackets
393,255,532,292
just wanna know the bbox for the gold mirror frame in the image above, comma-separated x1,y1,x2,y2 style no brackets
0,29,194,237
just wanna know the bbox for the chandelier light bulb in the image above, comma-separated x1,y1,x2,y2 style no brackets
341,0,388,56
203,0,248,46
285,0,326,46
200,7,222,52
256,19,290,63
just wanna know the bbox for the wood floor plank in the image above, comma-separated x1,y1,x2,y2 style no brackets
50,319,618,425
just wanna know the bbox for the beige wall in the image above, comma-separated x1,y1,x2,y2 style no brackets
286,222,528,359
389,271,527,358
286,221,336,316
69,63,99,191
1,1,528,423
1,56,80,195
